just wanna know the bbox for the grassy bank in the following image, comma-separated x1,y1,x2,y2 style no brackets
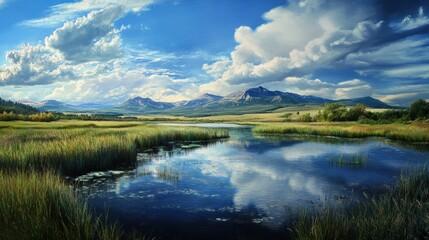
293,166,429,240
0,121,228,176
253,122,429,143
0,171,130,240
0,120,228,239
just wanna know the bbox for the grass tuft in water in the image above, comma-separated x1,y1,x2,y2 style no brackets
156,165,180,182
329,153,369,168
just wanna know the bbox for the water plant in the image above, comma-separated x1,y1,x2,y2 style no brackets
292,166,429,240
329,153,369,168
156,165,180,182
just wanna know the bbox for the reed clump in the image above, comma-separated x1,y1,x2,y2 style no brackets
0,124,228,176
253,123,429,143
0,171,130,240
292,166,429,240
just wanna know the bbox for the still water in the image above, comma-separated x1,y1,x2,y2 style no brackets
75,124,429,240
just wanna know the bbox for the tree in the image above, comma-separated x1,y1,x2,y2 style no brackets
319,103,348,121
408,99,429,120
347,103,367,121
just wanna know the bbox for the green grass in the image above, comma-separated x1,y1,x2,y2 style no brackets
253,122,429,143
0,171,134,240
156,165,180,182
329,153,369,168
292,166,429,240
0,121,228,176
0,120,228,239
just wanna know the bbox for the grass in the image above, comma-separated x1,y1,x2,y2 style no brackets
329,153,369,168
0,120,228,239
156,165,180,182
253,122,429,143
0,171,133,240
292,166,429,240
0,121,228,176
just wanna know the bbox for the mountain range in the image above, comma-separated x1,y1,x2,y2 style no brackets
16,86,393,116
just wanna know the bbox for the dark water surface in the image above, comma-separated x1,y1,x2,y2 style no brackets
75,124,429,240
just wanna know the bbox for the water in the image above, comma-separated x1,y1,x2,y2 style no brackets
75,124,429,240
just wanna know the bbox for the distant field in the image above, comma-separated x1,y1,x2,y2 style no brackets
137,107,391,123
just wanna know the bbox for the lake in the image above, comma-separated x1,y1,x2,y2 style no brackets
75,124,429,240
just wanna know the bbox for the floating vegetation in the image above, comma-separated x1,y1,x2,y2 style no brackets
180,143,202,149
329,153,369,168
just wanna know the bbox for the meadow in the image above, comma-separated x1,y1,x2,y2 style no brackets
0,120,228,239
253,122,429,143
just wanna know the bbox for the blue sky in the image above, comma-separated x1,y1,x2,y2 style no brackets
0,0,428,106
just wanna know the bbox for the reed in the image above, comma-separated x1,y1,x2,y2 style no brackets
329,153,369,168
156,165,180,182
0,124,228,176
253,123,429,143
292,166,429,240
0,171,128,240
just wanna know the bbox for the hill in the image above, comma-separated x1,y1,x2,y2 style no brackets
0,98,39,114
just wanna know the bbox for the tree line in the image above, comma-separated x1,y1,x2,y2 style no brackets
295,99,429,123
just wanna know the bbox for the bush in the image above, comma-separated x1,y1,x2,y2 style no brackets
297,113,313,122
408,99,429,120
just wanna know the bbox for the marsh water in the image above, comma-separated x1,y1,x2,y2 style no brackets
75,124,429,240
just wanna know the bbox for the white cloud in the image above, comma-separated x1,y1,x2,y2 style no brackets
0,44,74,85
0,7,132,86
21,0,158,28
201,3,429,99
45,6,126,63
396,7,429,31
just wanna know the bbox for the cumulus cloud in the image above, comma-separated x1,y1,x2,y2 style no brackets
21,0,158,27
0,45,74,85
45,6,125,62
201,2,429,100
1,7,130,86
43,68,198,104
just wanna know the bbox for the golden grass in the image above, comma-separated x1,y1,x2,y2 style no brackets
253,122,429,142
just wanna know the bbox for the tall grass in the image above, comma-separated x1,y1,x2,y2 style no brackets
329,153,369,168
0,121,228,239
0,124,228,176
253,123,429,142
292,166,429,240
0,171,130,240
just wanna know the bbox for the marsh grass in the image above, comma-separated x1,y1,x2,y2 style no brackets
329,153,369,168
292,166,429,240
0,171,130,240
0,123,228,176
156,165,180,182
253,123,429,143
0,121,228,239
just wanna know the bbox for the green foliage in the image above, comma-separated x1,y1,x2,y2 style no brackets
408,99,429,120
0,97,39,114
0,111,57,122
316,103,349,121
297,113,313,122
292,166,429,240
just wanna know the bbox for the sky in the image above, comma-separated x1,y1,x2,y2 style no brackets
0,0,428,106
